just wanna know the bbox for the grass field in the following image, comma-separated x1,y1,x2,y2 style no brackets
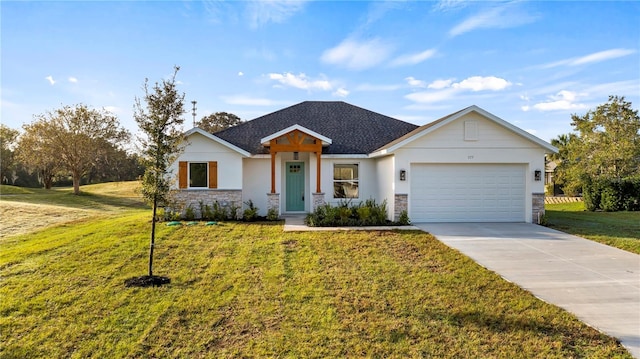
0,182,145,238
0,182,631,358
545,201,640,254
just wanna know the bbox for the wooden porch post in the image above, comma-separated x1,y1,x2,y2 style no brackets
316,151,321,193
270,151,276,193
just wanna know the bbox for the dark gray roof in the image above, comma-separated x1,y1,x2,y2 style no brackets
213,101,419,154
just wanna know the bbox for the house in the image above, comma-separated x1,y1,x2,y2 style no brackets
170,101,558,223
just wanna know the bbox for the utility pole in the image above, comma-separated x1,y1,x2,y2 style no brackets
191,100,197,127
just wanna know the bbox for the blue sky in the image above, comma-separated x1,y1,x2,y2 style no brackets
2,1,639,142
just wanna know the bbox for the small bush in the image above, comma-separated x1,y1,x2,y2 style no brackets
305,198,390,227
243,200,259,222
212,201,228,221
266,208,279,221
397,210,410,225
184,205,196,221
228,202,240,220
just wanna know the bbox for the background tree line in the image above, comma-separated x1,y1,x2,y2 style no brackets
550,95,640,211
1,105,242,193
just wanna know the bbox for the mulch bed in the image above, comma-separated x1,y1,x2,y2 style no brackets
124,275,171,287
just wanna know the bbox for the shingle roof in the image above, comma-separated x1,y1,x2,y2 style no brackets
213,101,419,155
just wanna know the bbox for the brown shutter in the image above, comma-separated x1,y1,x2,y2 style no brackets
208,161,218,189
178,161,187,189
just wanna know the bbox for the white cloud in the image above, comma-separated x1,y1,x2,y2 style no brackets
267,72,332,91
45,75,55,85
333,88,350,98
452,76,512,91
529,90,589,111
220,95,277,106
390,49,437,67
405,76,511,104
428,78,454,90
68,77,78,83
541,48,636,69
405,77,426,88
238,72,244,76
449,3,538,37
321,38,393,70
246,0,308,28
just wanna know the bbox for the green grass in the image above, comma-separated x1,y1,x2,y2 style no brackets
0,182,146,211
1,214,630,356
546,201,640,254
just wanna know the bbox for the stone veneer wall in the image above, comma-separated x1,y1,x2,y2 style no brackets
532,192,545,224
171,189,242,219
394,194,408,222
312,192,326,211
267,193,280,215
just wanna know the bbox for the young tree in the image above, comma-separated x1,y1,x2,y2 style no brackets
19,105,130,194
132,66,185,282
196,112,243,133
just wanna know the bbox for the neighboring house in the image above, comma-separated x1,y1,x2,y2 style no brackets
170,101,558,223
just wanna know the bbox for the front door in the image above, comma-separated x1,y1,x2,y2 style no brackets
286,162,305,211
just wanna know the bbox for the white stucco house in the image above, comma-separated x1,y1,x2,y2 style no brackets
170,101,557,223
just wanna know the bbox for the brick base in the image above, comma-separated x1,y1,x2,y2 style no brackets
267,193,280,215
394,194,408,222
312,193,325,211
171,189,242,219
532,192,545,224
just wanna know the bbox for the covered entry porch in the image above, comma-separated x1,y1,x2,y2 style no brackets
261,125,332,215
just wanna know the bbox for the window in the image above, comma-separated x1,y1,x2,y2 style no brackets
178,161,217,189
333,164,359,198
189,163,208,187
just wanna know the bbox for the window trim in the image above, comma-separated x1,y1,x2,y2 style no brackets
333,163,359,199
188,162,209,189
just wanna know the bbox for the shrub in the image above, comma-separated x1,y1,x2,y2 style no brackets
212,201,228,221
266,208,279,221
305,198,390,227
397,210,410,225
184,205,196,221
243,200,259,221
583,177,640,212
228,202,240,220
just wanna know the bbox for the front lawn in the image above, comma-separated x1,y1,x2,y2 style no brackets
545,201,640,254
1,216,629,357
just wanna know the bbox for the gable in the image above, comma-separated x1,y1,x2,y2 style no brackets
408,112,540,149
372,106,557,155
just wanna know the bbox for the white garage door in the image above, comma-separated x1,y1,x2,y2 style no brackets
410,164,526,222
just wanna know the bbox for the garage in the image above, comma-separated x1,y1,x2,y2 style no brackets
410,164,526,222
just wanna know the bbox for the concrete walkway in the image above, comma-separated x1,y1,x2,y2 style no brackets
415,223,640,358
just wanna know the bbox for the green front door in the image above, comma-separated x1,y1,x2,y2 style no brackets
286,162,305,212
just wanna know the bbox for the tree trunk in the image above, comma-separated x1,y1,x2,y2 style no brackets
72,169,81,195
149,195,157,277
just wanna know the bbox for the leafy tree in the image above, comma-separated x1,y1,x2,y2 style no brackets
0,124,19,185
196,112,242,133
558,96,640,195
133,66,185,281
19,105,130,194
15,121,61,189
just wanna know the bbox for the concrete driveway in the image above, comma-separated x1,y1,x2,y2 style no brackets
415,222,640,358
